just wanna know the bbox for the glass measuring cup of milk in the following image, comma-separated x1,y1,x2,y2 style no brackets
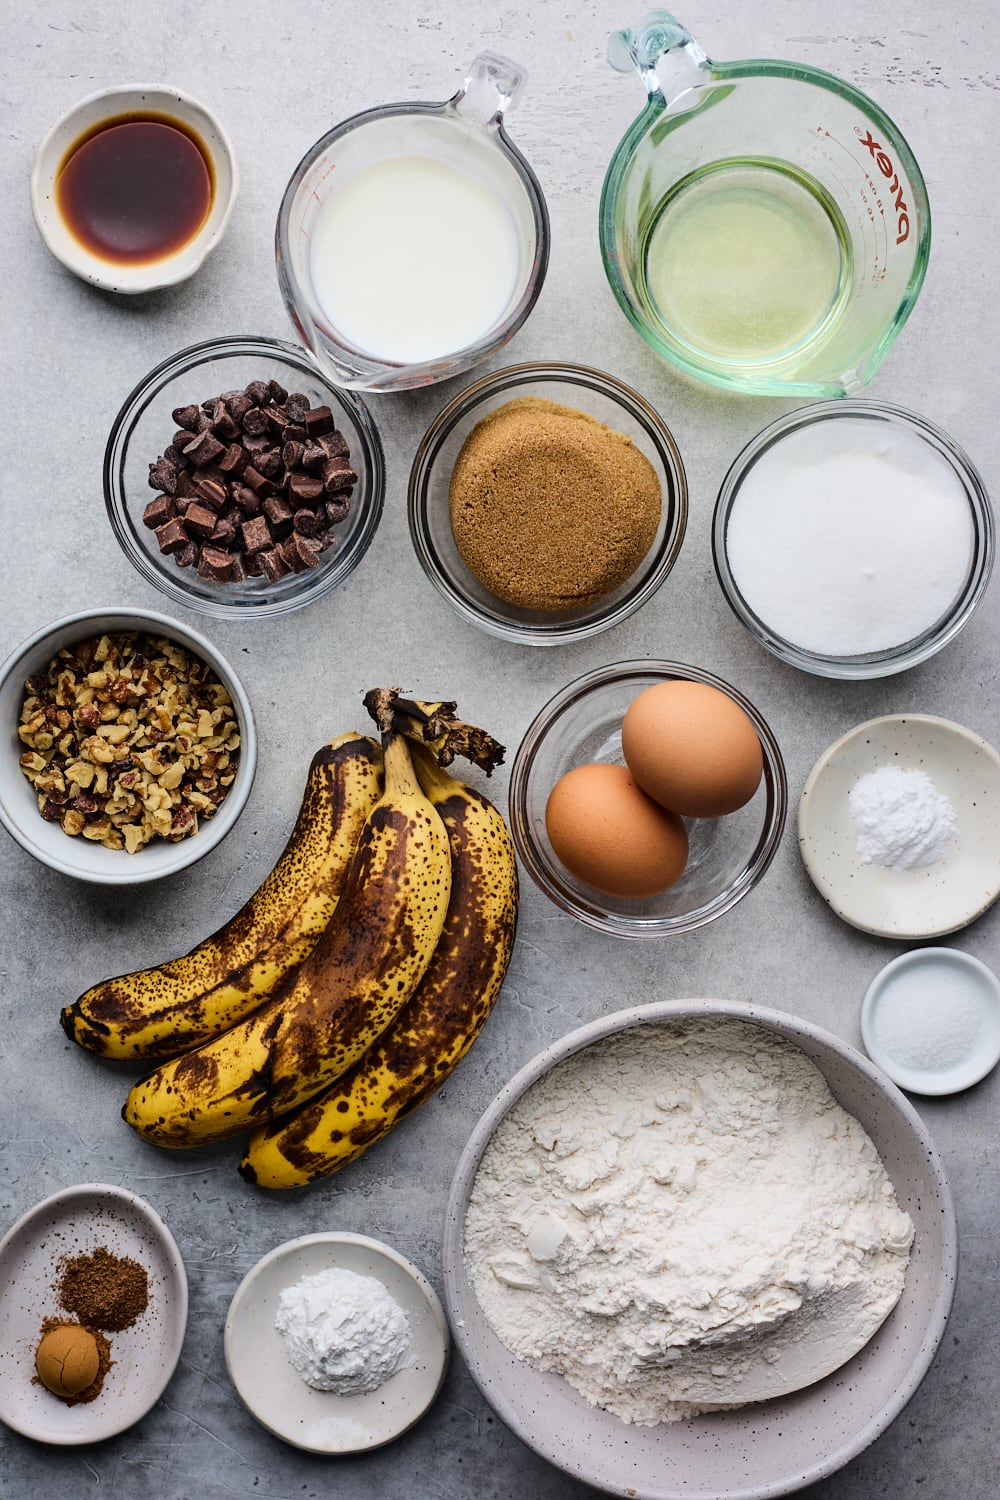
276,53,549,393
600,11,930,397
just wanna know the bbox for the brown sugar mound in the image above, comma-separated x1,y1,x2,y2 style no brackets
448,397,662,611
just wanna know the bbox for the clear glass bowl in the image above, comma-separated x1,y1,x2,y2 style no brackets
408,363,688,645
105,336,385,619
712,400,994,679
508,661,786,937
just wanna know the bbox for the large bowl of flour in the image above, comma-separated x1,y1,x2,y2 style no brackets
442,1001,956,1499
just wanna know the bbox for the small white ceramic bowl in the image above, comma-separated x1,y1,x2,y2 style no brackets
0,1183,188,1445
862,947,1000,1095
225,1232,449,1453
798,713,1000,938
31,84,238,293
0,607,257,884
443,1000,957,1500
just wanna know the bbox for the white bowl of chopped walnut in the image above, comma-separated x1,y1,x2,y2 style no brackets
0,608,256,883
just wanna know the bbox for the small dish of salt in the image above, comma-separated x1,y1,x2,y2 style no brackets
862,947,1000,1095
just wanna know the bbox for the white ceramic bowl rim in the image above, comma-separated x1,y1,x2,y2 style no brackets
30,82,239,292
0,606,257,884
443,998,958,1499
861,946,1000,1095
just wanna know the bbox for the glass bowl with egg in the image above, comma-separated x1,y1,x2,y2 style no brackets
408,363,688,645
105,335,385,619
712,400,994,679
508,661,786,937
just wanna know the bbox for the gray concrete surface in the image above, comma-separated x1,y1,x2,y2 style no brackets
1,2,997,1496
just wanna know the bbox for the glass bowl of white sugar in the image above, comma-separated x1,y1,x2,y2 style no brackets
712,401,993,679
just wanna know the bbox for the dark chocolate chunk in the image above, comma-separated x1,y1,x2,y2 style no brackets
182,429,226,468
233,484,261,514
229,552,247,583
244,549,265,577
241,515,272,554
142,495,175,530
325,496,351,525
292,533,323,569
218,442,248,476
175,540,199,568
283,423,307,445
211,407,241,442
285,392,310,422
244,380,269,407
196,546,234,581
322,458,358,494
304,404,335,438
256,448,283,479
242,432,271,455
171,404,201,430
293,508,323,537
174,470,197,499
281,439,305,470
259,546,289,581
148,459,178,495
209,516,237,546
267,379,289,404
320,430,351,459
262,494,294,526
227,392,253,424
155,517,190,554
184,503,220,538
241,405,270,437
300,443,326,473
194,476,228,511
289,472,324,504
243,465,278,499
266,405,292,438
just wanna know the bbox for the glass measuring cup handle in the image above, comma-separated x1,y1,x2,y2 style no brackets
608,10,712,107
449,51,527,129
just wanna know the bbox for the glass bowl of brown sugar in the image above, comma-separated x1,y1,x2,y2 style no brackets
407,362,688,645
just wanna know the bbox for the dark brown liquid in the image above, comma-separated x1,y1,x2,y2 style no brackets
56,114,213,265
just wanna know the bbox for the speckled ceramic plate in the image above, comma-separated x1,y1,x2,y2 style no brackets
224,1232,449,1453
443,1000,957,1500
798,714,1000,938
0,1183,188,1444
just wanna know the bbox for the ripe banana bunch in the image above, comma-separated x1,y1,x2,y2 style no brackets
61,732,384,1060
123,730,452,1147
240,744,518,1189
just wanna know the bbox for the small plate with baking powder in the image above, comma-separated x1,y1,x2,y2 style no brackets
798,714,1000,939
862,947,1000,1095
0,1183,188,1444
224,1232,449,1453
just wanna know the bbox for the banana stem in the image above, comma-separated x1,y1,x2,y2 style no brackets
363,687,504,775
380,729,421,797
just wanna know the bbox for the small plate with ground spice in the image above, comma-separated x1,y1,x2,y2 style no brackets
0,1183,187,1444
798,714,1000,939
408,362,687,645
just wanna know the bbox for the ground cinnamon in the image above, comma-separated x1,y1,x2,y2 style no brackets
448,396,662,611
58,1245,149,1331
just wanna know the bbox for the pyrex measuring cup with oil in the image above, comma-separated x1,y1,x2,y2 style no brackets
276,52,549,393
600,12,930,397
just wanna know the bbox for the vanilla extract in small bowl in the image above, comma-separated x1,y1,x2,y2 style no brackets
57,114,213,265
31,84,239,292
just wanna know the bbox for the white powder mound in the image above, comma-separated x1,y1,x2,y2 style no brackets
275,1266,411,1395
848,764,958,871
465,1020,913,1426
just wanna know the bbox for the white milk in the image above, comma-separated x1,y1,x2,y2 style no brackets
308,155,521,364
725,418,974,656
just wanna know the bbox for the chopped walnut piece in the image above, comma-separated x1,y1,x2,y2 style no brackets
17,631,240,855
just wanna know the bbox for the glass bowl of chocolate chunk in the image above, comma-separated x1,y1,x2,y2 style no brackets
105,335,386,618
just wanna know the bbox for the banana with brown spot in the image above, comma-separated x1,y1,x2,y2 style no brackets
61,733,384,1061
122,732,451,1147
240,746,518,1189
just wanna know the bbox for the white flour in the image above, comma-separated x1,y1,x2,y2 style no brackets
848,764,958,871
275,1267,410,1395
465,1020,913,1425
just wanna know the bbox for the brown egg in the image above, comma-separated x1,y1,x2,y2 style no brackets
545,762,688,898
621,681,763,817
